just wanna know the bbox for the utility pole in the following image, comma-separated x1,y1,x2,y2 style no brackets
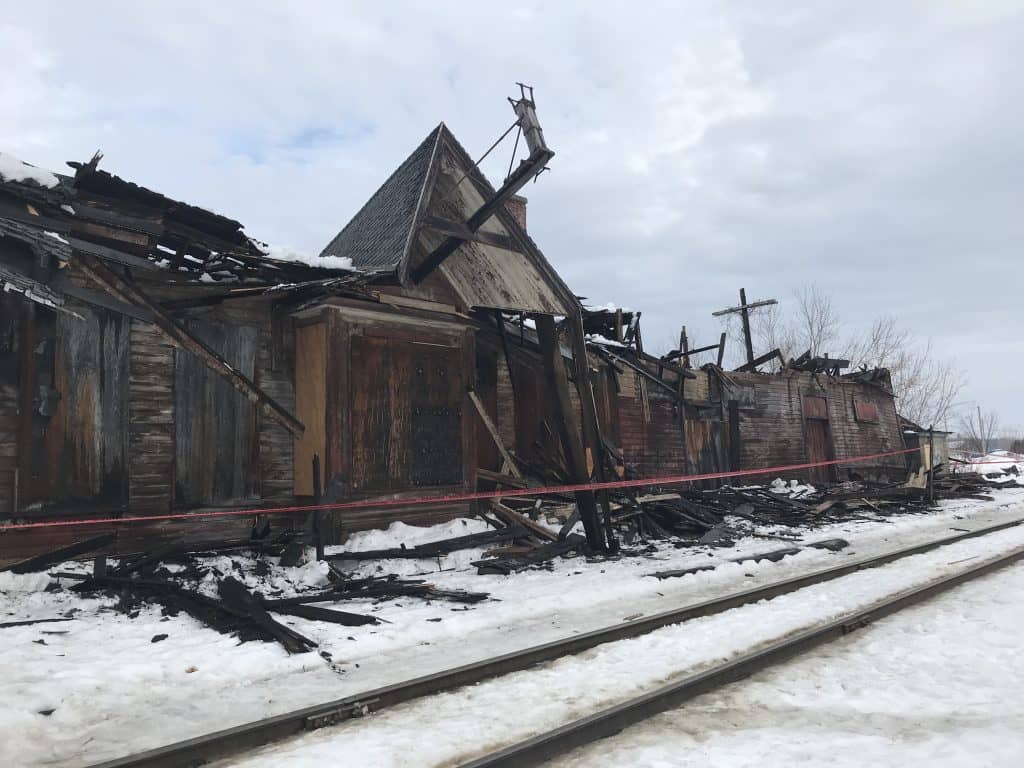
711,288,778,368
978,404,986,454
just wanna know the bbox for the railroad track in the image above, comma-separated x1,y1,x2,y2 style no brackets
92,517,1024,768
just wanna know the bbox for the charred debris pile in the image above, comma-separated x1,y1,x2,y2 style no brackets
3,466,1006,655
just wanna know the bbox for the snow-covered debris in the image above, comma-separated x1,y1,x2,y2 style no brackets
252,240,354,271
0,152,59,189
769,478,817,499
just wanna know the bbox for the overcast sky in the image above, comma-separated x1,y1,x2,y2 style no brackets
3,2,1021,430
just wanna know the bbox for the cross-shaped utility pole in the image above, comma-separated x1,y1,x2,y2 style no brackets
711,288,778,367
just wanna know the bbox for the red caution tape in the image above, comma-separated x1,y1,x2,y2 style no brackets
0,447,921,533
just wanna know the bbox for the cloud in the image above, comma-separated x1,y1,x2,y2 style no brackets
1,1,1021,425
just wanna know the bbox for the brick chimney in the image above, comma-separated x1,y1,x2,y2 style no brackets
504,194,527,231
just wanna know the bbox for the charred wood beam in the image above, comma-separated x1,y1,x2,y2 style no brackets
65,236,161,272
634,348,696,379
410,145,555,284
717,331,727,367
535,314,604,551
73,252,305,436
1,533,116,574
420,215,522,252
590,345,681,398
734,348,782,373
662,341,722,363
566,311,617,550
50,275,155,322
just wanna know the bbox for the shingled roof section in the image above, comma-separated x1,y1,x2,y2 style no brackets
318,124,442,270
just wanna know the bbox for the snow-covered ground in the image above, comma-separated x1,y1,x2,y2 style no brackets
208,512,1024,767
953,450,1024,480
553,559,1024,768
2,490,1023,767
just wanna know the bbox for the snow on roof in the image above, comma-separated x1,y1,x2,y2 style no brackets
583,301,633,314
252,241,354,271
0,152,59,189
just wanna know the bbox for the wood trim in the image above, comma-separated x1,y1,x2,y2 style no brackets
294,323,326,495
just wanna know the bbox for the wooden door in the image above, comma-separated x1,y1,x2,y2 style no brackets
803,396,834,484
350,335,464,493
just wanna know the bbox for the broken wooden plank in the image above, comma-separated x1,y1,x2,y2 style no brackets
2,533,116,574
325,525,529,560
734,347,782,373
473,534,587,575
218,577,315,654
0,617,74,629
268,603,379,627
476,468,530,489
469,389,522,479
488,500,559,543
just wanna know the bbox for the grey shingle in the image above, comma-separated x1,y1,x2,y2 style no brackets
318,124,442,270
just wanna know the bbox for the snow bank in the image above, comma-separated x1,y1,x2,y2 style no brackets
0,152,59,188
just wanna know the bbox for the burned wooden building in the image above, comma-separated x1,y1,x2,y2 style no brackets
0,94,618,559
1,98,914,563
584,310,908,486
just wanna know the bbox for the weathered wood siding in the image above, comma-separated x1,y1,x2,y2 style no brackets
128,320,175,512
720,370,906,481
174,320,259,507
617,368,688,479
257,315,295,501
0,293,20,517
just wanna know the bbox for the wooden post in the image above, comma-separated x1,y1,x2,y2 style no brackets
727,400,741,472
535,314,605,551
678,326,690,473
717,331,727,367
566,312,617,552
312,454,324,560
739,288,754,367
927,426,935,503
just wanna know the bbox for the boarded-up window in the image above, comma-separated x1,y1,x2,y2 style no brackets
854,399,880,423
350,335,463,492
804,395,828,420
175,321,258,506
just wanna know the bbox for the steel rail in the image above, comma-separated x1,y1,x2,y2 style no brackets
90,516,1024,768
459,542,1024,768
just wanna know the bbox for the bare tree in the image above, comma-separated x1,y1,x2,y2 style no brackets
791,283,841,358
711,284,964,426
959,408,1000,455
847,316,966,428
